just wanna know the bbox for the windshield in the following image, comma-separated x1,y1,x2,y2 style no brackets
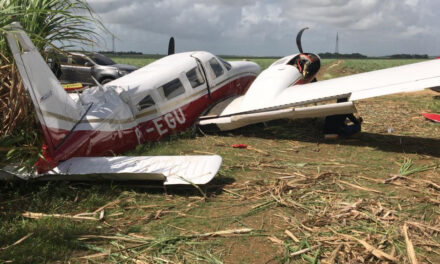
218,57,231,71
90,53,115,65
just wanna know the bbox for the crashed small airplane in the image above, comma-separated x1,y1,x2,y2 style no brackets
3,23,440,184
199,28,440,131
1,22,260,184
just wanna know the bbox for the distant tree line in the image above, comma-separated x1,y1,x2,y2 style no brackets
218,55,282,59
388,54,429,59
318,52,430,59
319,53,368,59
99,51,164,59
97,51,431,60
99,51,143,55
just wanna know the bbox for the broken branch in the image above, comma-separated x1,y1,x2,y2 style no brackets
0,233,33,251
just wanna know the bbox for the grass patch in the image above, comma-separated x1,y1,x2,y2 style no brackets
1,58,439,263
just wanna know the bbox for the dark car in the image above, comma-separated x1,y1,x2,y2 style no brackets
52,52,138,85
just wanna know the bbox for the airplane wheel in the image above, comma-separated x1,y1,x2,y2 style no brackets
196,123,221,136
101,78,114,84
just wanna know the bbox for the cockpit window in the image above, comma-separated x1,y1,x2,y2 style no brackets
160,78,185,100
218,57,231,71
138,95,155,111
186,67,205,88
209,57,224,78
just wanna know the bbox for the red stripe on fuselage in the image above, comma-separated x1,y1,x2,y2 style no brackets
38,75,256,172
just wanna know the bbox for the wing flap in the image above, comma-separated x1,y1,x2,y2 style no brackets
1,156,222,185
200,102,356,131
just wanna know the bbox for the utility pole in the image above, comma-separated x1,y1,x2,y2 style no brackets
112,35,115,53
335,32,339,58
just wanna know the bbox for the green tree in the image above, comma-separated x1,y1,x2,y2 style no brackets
0,0,104,169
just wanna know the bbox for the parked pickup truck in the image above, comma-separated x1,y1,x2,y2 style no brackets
50,52,138,85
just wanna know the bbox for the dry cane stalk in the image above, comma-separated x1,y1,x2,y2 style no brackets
0,63,34,137
403,223,418,264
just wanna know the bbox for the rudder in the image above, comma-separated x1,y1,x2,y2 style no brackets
5,22,84,153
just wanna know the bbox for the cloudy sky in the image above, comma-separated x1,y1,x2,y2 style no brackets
86,0,440,57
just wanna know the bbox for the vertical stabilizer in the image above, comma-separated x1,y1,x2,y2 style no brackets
5,23,83,152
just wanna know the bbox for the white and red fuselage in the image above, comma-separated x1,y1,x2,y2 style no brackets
10,22,440,180
6,22,323,173
39,51,260,170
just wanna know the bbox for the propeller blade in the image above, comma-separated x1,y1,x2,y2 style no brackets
168,37,175,55
296,27,309,53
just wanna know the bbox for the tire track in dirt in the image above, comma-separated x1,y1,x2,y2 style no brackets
316,59,344,81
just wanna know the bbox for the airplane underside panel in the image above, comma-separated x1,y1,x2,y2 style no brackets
199,101,357,131
0,155,222,185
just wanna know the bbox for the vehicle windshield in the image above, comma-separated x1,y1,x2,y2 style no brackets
90,53,115,66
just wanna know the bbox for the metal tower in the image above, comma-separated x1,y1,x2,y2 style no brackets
112,35,115,53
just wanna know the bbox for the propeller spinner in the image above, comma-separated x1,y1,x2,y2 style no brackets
294,27,320,82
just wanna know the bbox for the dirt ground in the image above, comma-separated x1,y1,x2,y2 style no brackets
1,61,440,263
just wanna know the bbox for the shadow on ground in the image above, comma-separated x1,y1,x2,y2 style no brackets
219,118,440,158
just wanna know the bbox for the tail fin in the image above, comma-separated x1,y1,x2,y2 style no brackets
5,22,84,153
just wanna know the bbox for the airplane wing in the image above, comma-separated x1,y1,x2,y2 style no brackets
0,155,222,185
199,59,440,131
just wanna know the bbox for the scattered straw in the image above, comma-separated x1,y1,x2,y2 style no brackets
338,180,382,194
338,233,397,262
284,230,300,243
290,245,320,257
22,212,99,221
403,223,418,264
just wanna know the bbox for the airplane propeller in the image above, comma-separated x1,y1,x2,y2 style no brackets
295,27,318,82
296,27,309,53
168,37,175,55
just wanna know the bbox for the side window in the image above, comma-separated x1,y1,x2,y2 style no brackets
137,95,155,111
209,58,224,78
186,67,205,88
159,78,185,100
47,52,67,64
56,54,68,63
72,56,87,66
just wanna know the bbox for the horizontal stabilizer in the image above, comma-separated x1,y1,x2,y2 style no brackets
0,155,222,185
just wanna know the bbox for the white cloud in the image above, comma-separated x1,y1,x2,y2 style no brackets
86,0,440,56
